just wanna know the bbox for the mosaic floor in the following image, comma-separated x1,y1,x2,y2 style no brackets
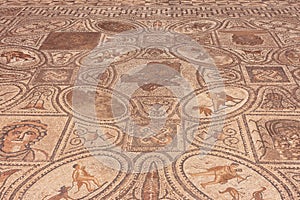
0,1,299,200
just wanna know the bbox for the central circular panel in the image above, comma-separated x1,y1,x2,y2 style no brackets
70,27,227,173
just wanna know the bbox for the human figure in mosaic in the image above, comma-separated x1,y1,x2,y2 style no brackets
189,163,247,188
72,164,103,193
0,120,48,161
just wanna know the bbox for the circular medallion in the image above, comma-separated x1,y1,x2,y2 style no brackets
0,45,46,70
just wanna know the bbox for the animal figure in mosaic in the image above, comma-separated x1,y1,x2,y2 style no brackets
0,51,35,64
207,92,243,110
193,92,243,116
252,69,283,82
42,186,74,200
250,187,266,200
192,106,213,116
219,187,241,200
